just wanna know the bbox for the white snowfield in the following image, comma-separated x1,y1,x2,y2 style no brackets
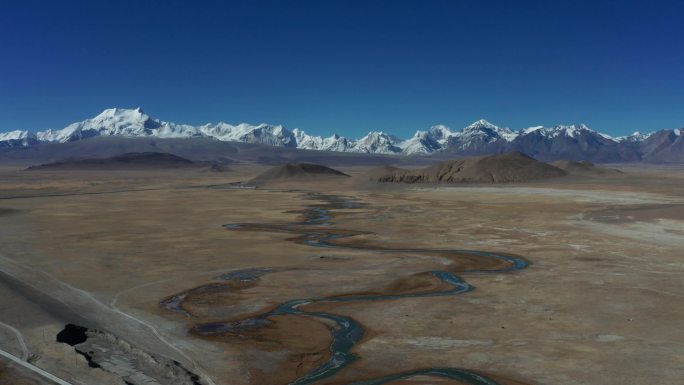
0,130,32,141
0,130,37,147
1,107,675,155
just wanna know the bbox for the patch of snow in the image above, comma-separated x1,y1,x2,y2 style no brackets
352,131,401,154
0,130,36,147
522,125,544,134
461,119,518,141
0,130,30,141
615,130,655,142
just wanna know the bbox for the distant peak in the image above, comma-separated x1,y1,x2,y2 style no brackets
523,125,544,134
553,123,592,131
467,118,495,127
97,107,147,119
98,108,118,116
464,119,503,132
429,124,453,132
363,131,388,137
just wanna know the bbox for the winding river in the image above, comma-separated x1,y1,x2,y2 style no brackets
175,193,530,385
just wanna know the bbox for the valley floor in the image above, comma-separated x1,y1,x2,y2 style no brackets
0,164,683,385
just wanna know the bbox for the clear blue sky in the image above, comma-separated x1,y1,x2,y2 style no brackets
1,0,683,137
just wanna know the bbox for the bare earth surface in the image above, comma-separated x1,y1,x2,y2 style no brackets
0,164,683,385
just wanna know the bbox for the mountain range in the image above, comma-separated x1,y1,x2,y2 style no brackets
1,108,682,162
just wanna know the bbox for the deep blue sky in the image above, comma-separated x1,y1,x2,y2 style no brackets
1,0,683,137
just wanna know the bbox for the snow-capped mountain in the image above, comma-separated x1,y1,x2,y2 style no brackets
445,119,517,154
398,119,520,155
352,131,402,154
509,123,637,162
462,119,519,142
293,129,354,152
218,123,296,147
37,108,164,143
197,122,293,146
400,125,456,155
13,107,409,154
1,108,681,162
615,131,654,142
636,128,684,162
0,130,38,148
521,124,599,138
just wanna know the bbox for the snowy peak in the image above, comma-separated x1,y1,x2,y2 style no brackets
0,130,31,141
458,119,518,143
37,107,164,143
353,131,401,154
89,107,156,129
1,108,679,161
521,123,607,139
616,131,653,142
399,125,456,155
233,123,296,147
522,125,544,134
399,120,517,154
96,107,145,119
0,130,37,148
293,129,353,152
463,119,499,131
553,124,597,138
426,124,455,140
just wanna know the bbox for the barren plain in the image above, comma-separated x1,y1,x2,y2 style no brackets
0,163,683,385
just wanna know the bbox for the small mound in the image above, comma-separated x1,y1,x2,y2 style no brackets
26,152,197,170
371,151,566,184
551,160,622,175
250,163,350,185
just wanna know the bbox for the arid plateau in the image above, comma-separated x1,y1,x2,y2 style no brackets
1,160,683,385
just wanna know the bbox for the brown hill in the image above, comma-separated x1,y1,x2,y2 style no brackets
369,151,566,184
551,160,623,175
25,152,199,170
249,163,350,185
